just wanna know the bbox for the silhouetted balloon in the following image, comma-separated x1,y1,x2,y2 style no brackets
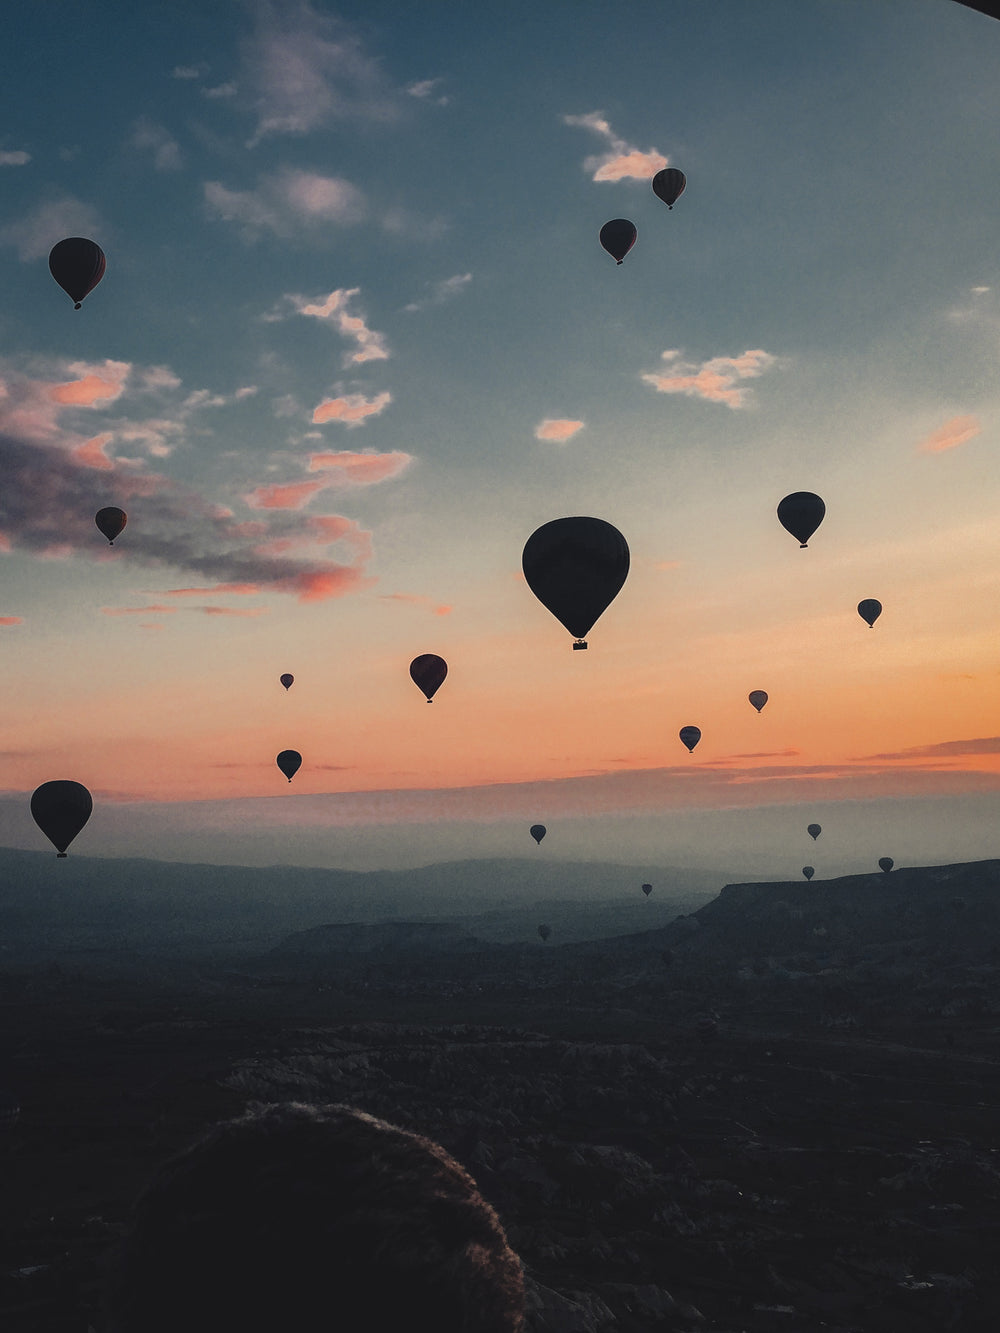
48,237,106,309
538,924,551,942
652,167,686,209
808,823,821,841
95,507,126,545
410,653,448,702
279,673,294,690
858,599,882,628
641,883,653,897
679,726,701,753
599,218,637,264
522,517,629,649
276,750,301,782
878,856,894,873
777,492,825,547
530,824,546,845
748,690,768,713
30,780,93,857
802,866,815,880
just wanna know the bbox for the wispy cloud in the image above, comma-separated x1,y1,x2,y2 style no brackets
0,195,104,262
245,479,328,510
102,604,179,617
406,78,449,106
380,592,451,616
919,414,981,454
403,272,471,312
534,418,584,443
312,392,392,427
130,118,183,171
0,616,23,625
862,737,1000,761
283,288,388,365
0,150,30,167
173,63,207,80
241,0,397,146
562,110,667,181
307,449,410,484
641,349,779,408
205,168,365,240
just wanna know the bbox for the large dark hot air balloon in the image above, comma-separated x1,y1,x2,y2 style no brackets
802,866,815,880
808,823,821,841
410,654,448,702
641,883,653,897
530,824,546,845
30,780,93,857
599,219,637,264
276,750,302,782
679,726,701,753
280,673,294,690
95,507,126,545
748,690,768,713
522,517,629,649
858,599,882,628
537,924,551,942
777,492,825,547
878,857,894,873
48,238,106,309
652,167,686,209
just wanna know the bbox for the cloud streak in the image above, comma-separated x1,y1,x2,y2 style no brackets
641,349,778,408
285,288,388,365
205,169,365,240
919,415,981,454
534,418,584,443
862,737,1000,761
562,111,667,181
312,392,392,427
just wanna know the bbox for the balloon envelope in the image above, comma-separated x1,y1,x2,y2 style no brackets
652,167,686,208
537,924,551,942
276,750,302,782
30,780,93,857
802,866,815,880
410,653,448,702
641,883,653,897
858,598,882,628
95,506,126,545
522,517,629,648
530,824,546,845
679,725,701,753
48,237,106,308
279,673,294,690
599,218,637,264
777,492,825,547
879,856,894,873
748,690,768,713
807,823,821,840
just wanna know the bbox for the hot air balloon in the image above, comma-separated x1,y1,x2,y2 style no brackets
276,750,301,782
679,726,701,753
95,507,126,545
777,492,825,547
30,780,93,857
878,857,894,873
808,823,821,841
652,167,686,209
530,824,546,845
522,517,629,649
748,690,768,713
410,653,447,702
279,674,294,690
599,219,637,265
802,866,815,880
641,883,653,897
537,924,551,942
48,238,106,309
858,599,882,628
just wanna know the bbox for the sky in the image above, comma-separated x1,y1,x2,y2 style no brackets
1,0,999,877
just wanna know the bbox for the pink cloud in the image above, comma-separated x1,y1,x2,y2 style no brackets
51,361,131,407
286,288,389,366
919,415,981,454
311,391,392,426
562,111,667,181
534,418,584,443
642,349,778,408
279,568,373,602
72,433,114,470
163,584,261,597
0,615,22,625
102,604,178,616
307,449,410,484
245,480,328,509
200,605,267,617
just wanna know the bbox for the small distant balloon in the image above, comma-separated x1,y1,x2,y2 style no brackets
537,924,551,942
802,866,815,880
652,167,686,210
522,516,630,649
878,857,894,874
410,653,448,702
807,823,821,841
679,726,701,753
641,883,653,897
599,218,637,265
858,599,882,628
276,750,302,782
49,237,106,309
279,673,294,690
748,690,768,713
530,824,546,845
777,492,825,547
95,507,126,545
30,780,93,857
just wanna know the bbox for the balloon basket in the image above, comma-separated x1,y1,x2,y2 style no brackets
572,640,588,650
